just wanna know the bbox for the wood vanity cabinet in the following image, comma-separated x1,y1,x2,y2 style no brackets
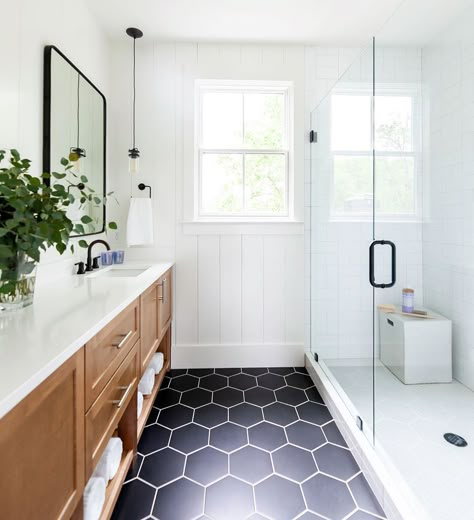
0,266,173,520
0,350,85,520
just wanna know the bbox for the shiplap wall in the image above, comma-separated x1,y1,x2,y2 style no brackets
108,43,307,367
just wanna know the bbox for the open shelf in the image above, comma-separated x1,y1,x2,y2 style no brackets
99,449,134,520
137,358,170,440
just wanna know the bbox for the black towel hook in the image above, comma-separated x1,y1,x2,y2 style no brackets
137,183,152,198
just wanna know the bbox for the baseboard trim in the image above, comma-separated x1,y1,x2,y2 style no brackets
305,352,429,520
172,343,305,368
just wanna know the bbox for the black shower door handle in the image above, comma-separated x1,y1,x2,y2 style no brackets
369,240,396,288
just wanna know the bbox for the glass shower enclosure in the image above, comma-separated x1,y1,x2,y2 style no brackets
309,2,474,518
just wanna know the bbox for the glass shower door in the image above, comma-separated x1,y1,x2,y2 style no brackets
310,41,376,442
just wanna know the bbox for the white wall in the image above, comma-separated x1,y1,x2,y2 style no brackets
1,0,112,280
108,43,306,367
422,4,474,390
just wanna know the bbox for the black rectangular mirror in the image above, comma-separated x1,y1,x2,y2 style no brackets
43,45,106,237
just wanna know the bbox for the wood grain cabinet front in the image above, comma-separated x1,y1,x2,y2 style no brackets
85,343,139,478
139,283,160,374
0,350,85,520
158,270,172,340
85,299,139,410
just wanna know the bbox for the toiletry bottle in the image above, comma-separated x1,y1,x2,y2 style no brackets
402,288,414,313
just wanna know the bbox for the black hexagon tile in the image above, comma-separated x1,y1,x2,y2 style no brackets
263,402,298,426
255,475,306,520
272,444,317,482
297,401,332,425
180,387,212,408
258,372,286,390
210,422,247,453
268,367,295,376
138,424,171,455
158,404,193,429
112,367,385,520
169,374,199,392
314,444,359,481
170,423,209,454
230,445,273,484
213,387,244,407
199,373,228,391
275,385,308,406
303,473,356,520
286,420,326,450
229,402,263,427
153,388,181,409
111,479,156,520
248,421,287,452
153,477,204,520
193,403,228,428
229,373,257,390
185,446,228,485
140,447,185,487
245,386,276,406
205,476,254,520
286,372,314,389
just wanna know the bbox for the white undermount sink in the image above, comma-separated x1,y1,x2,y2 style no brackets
87,265,152,279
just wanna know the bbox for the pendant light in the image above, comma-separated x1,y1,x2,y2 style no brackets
126,27,143,174
69,74,86,173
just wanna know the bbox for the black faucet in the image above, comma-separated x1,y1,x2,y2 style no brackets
85,239,110,272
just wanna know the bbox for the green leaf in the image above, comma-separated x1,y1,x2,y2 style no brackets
52,172,67,179
60,157,69,167
80,175,88,183
0,245,13,257
78,239,88,248
81,215,93,224
93,197,102,205
108,222,118,230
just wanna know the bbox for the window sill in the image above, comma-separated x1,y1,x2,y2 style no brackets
181,220,304,235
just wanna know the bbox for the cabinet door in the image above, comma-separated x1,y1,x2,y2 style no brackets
158,270,172,339
0,350,85,520
140,282,160,374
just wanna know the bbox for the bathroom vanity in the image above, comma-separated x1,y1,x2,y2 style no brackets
0,262,173,519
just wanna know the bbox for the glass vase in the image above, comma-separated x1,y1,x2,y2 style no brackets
0,252,37,311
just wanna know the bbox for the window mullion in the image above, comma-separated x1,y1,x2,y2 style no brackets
242,153,246,212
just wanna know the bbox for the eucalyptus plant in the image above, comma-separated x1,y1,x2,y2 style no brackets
0,148,116,302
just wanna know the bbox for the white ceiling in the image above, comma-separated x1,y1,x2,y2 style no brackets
87,0,474,46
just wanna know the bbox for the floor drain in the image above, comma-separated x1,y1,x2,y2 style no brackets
444,433,468,447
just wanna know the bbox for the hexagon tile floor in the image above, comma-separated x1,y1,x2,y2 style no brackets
111,367,386,520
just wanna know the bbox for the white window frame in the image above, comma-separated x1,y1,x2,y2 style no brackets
194,79,294,222
329,84,422,222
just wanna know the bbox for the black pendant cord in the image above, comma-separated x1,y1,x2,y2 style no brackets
76,74,80,149
132,36,136,150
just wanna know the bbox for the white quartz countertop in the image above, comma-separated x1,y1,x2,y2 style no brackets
0,261,174,419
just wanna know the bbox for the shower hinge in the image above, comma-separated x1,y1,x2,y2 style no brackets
313,352,319,363
309,130,317,143
356,416,363,431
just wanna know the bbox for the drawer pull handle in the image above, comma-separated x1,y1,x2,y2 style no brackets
113,330,133,349
158,278,167,304
112,383,134,409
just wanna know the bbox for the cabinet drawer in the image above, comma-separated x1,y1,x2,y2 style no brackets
85,299,139,409
85,343,138,477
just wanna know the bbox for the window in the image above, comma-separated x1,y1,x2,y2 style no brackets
196,81,292,219
331,90,419,218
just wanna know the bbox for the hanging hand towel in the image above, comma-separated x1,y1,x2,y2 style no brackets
127,197,154,247
83,477,106,520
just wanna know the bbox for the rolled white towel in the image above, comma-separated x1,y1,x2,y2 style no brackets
83,477,106,520
93,437,123,482
148,352,164,374
138,367,155,395
137,391,144,419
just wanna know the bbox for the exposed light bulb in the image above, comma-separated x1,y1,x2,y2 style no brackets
129,156,139,174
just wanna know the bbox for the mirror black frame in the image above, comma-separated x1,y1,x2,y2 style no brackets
43,45,107,237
